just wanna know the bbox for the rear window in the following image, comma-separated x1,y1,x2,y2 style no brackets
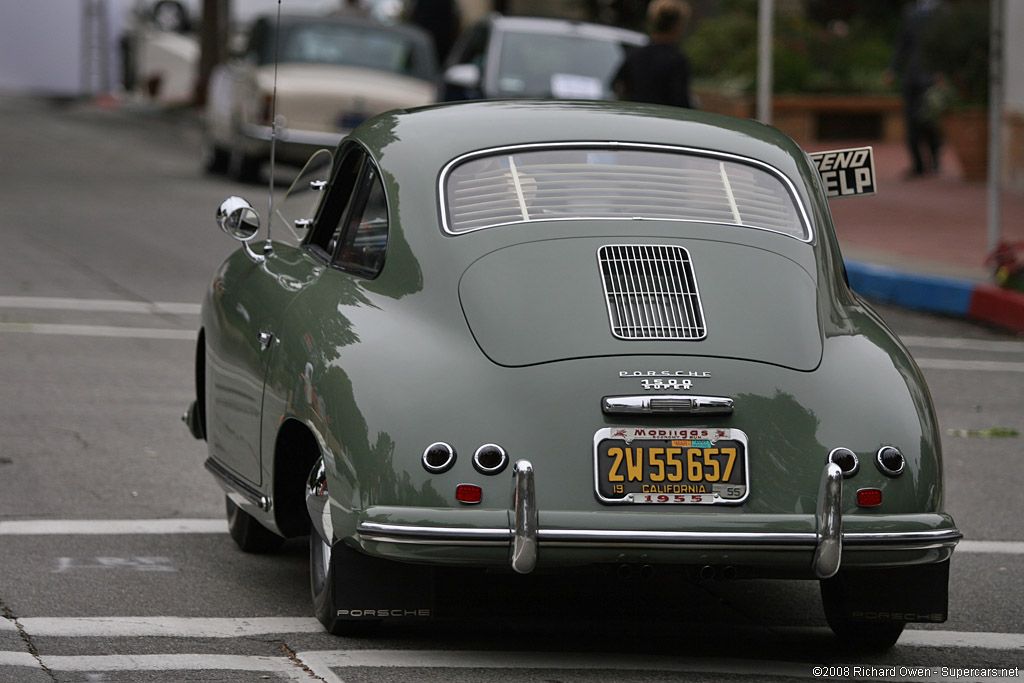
495,31,631,99
441,145,809,240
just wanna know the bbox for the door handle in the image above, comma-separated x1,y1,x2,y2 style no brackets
257,331,274,350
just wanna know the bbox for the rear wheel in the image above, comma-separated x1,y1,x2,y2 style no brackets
225,497,284,553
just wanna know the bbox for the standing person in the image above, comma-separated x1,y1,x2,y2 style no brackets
613,0,693,109
408,0,461,65
886,0,945,177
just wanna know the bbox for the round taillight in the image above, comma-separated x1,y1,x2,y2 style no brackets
422,442,456,474
827,447,859,478
472,444,508,475
875,446,906,477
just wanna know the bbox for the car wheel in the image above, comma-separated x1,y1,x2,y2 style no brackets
228,145,262,184
152,0,188,32
201,136,230,175
820,577,905,651
225,497,284,553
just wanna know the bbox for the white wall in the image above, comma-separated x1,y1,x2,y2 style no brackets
0,0,135,97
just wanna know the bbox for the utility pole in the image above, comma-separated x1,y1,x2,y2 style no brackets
756,0,774,124
987,0,1003,252
196,0,229,107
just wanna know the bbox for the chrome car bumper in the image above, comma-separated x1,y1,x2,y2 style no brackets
356,461,961,577
241,123,346,164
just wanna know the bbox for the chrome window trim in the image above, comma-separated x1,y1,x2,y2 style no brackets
438,141,815,242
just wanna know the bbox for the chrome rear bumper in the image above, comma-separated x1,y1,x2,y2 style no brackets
356,461,961,575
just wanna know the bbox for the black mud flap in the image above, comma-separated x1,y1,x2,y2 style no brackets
330,542,436,622
824,560,949,624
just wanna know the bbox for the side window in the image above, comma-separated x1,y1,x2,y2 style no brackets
306,147,364,259
333,166,388,278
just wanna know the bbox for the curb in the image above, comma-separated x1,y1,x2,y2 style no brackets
845,261,1024,334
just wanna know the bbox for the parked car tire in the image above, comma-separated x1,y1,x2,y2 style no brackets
820,576,906,651
226,497,284,553
229,145,262,183
201,136,230,175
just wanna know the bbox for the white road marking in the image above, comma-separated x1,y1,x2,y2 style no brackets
902,336,1024,354
17,616,322,638
38,654,308,677
899,630,1024,650
303,644,1024,681
0,519,227,535
0,652,39,667
958,540,1024,554
916,358,1024,373
7,618,1024,652
2,636,1022,679
0,295,200,315
0,322,195,340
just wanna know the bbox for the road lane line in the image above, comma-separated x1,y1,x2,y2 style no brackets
902,336,1024,354
0,519,227,535
899,630,1024,650
0,652,39,668
916,358,1024,373
958,540,1024,554
0,295,200,315
12,617,1024,652
301,644,1024,674
18,617,323,638
0,322,195,340
36,654,307,677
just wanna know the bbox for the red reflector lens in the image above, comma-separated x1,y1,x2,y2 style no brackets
456,484,482,504
857,488,883,507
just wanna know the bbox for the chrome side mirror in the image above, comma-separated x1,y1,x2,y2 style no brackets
216,196,261,241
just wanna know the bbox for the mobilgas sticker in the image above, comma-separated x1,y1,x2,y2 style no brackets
809,146,876,198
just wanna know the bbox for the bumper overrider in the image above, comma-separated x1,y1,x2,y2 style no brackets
241,122,346,165
353,462,961,579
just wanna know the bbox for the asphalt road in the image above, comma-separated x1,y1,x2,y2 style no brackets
0,95,1021,682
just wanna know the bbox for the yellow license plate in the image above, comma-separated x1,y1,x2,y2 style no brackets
593,427,749,504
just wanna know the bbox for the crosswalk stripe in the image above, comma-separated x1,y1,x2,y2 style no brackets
0,322,195,340
0,295,200,315
0,519,227,535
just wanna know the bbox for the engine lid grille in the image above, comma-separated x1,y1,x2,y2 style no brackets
598,244,706,341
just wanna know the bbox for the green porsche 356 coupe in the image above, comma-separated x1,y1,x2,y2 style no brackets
185,99,960,648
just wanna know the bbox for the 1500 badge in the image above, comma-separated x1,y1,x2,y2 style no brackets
620,370,710,392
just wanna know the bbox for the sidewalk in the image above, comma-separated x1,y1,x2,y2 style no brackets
814,140,1024,335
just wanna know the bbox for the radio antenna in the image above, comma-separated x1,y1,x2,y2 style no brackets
264,0,283,257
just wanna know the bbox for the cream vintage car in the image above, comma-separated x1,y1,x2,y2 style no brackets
202,12,437,182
